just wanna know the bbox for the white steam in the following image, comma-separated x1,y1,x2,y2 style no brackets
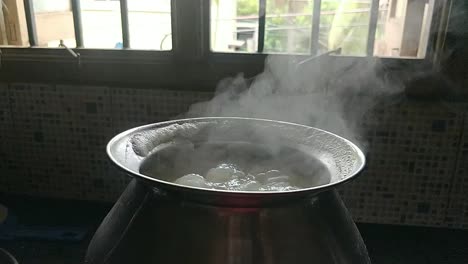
185,55,405,149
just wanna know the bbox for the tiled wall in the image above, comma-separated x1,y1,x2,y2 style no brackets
339,101,465,227
445,106,468,229
1,83,468,229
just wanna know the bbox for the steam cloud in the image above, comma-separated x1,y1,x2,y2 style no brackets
185,55,407,150
184,1,460,151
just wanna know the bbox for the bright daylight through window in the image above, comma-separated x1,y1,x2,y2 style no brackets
0,0,172,50
0,0,435,59
211,0,435,58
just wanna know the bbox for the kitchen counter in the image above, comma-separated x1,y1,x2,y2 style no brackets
0,194,467,264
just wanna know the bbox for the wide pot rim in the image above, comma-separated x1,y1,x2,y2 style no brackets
106,117,366,205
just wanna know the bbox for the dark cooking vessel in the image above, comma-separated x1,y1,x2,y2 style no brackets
86,117,369,264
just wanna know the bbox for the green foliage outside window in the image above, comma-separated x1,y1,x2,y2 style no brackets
236,0,373,55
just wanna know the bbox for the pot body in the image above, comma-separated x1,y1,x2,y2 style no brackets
85,179,371,264
88,118,369,264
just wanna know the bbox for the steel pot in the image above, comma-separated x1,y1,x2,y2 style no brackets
86,117,369,264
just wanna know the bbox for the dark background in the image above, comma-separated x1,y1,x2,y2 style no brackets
0,1,468,263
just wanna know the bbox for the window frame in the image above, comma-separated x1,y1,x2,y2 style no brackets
0,0,453,90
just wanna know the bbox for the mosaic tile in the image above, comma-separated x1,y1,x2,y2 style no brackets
4,84,122,200
445,103,468,228
111,87,212,133
0,83,15,192
6,84,69,197
55,85,124,201
340,99,463,227
3,82,468,228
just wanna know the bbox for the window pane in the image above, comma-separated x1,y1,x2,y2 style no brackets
320,0,371,56
128,0,172,50
264,0,313,54
374,0,434,58
34,0,71,13
81,0,122,49
0,0,29,46
211,0,259,53
207,0,436,57
33,0,76,47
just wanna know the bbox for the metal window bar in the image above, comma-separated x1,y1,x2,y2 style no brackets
257,0,266,52
71,0,84,48
23,0,38,46
120,0,130,48
310,0,321,55
366,0,380,56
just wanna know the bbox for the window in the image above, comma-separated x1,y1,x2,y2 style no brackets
264,0,314,54
80,0,123,48
0,0,452,86
211,0,259,52
210,0,437,58
127,0,172,50
33,0,76,47
0,0,172,49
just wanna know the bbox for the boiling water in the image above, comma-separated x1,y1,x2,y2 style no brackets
174,164,299,191
139,141,331,192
